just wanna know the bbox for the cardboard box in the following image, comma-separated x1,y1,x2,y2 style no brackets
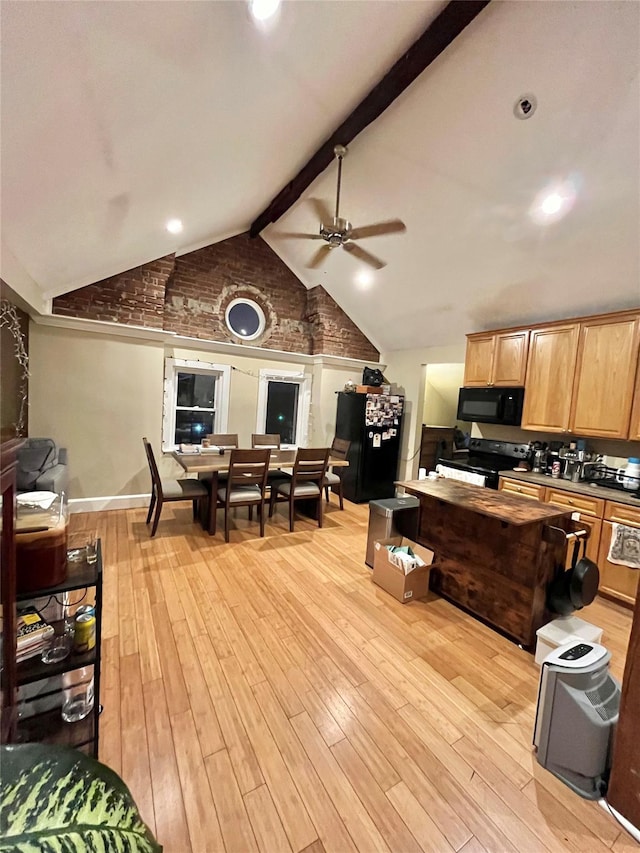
372,537,435,604
356,385,383,394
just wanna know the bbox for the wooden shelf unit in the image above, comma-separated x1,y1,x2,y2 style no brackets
14,544,103,756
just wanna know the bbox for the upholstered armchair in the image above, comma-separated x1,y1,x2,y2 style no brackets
16,438,69,495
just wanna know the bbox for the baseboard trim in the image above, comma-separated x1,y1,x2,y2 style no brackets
68,494,149,513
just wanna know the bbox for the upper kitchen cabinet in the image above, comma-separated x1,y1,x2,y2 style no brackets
521,324,580,432
569,314,640,439
627,349,640,441
463,330,529,387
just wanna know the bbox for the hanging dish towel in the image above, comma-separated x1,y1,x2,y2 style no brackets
608,523,640,569
435,464,486,488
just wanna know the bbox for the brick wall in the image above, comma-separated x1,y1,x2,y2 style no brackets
307,285,379,362
52,234,379,360
53,256,174,328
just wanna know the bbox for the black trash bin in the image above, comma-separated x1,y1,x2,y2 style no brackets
365,496,420,568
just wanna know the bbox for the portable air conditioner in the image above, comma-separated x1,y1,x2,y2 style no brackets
533,641,621,799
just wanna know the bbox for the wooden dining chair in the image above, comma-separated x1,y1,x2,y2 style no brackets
269,448,330,532
143,438,209,537
212,448,271,542
252,433,291,492
251,433,281,449
323,437,351,510
206,434,239,449
205,434,239,485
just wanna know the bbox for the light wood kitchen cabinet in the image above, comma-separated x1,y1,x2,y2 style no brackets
545,488,604,566
499,476,639,606
569,314,640,439
597,501,640,607
629,360,640,441
521,324,580,432
463,331,528,387
498,477,546,501
572,515,602,567
598,520,639,608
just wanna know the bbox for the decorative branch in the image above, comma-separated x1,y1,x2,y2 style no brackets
0,299,29,436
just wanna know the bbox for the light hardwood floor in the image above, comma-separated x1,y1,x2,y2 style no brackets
73,498,634,853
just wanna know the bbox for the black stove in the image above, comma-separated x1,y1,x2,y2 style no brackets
437,438,530,489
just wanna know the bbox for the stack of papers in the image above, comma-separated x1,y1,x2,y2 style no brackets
16,606,55,663
385,545,427,575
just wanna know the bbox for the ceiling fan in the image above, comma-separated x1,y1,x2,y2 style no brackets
281,145,406,270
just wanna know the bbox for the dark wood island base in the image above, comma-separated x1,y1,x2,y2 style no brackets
398,479,576,649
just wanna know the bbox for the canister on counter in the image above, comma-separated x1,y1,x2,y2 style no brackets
74,611,96,653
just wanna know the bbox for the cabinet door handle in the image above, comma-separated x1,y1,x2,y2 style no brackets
609,515,640,526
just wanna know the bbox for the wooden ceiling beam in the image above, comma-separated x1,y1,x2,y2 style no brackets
249,0,491,238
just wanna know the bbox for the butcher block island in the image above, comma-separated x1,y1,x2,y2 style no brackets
398,478,576,649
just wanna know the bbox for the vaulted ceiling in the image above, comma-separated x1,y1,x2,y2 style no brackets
2,1,638,352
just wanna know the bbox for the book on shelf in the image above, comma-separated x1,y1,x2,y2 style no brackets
16,606,55,662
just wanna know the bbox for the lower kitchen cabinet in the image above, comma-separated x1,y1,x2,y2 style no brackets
499,476,638,607
545,487,603,567
498,477,546,501
598,521,639,607
596,501,640,608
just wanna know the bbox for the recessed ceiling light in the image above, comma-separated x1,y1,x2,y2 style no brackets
166,218,183,234
355,270,373,289
249,0,280,22
529,177,579,225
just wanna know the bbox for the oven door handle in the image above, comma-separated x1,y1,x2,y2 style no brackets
496,392,506,420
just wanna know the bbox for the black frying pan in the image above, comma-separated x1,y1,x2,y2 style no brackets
547,537,600,615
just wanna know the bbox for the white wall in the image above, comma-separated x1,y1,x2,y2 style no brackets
423,363,464,426
310,364,362,446
29,323,165,500
28,323,369,506
381,343,466,481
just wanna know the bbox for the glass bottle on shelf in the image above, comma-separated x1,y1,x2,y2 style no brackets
61,666,94,723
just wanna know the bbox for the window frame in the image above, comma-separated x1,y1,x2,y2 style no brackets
162,357,231,451
224,297,266,341
256,369,311,449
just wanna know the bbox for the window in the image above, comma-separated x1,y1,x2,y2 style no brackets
225,298,266,341
256,369,311,448
163,358,231,450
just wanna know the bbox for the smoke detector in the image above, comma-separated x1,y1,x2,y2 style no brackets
514,94,537,120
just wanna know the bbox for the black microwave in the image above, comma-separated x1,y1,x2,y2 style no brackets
456,386,525,426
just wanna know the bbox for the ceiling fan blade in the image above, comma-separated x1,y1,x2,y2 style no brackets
342,242,386,270
349,219,406,240
277,231,323,240
308,198,334,226
306,244,333,269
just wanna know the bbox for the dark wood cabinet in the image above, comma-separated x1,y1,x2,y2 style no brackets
418,425,455,474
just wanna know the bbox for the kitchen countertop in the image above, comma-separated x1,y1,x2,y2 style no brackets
398,478,572,526
498,469,640,507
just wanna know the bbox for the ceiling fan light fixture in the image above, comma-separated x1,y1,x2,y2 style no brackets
288,145,405,270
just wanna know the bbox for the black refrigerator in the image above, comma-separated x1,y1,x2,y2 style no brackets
335,391,404,503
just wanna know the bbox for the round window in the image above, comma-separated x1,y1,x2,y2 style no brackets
224,298,266,341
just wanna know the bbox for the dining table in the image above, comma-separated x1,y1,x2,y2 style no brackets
172,448,349,534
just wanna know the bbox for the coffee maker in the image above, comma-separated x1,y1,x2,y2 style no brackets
532,447,547,473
